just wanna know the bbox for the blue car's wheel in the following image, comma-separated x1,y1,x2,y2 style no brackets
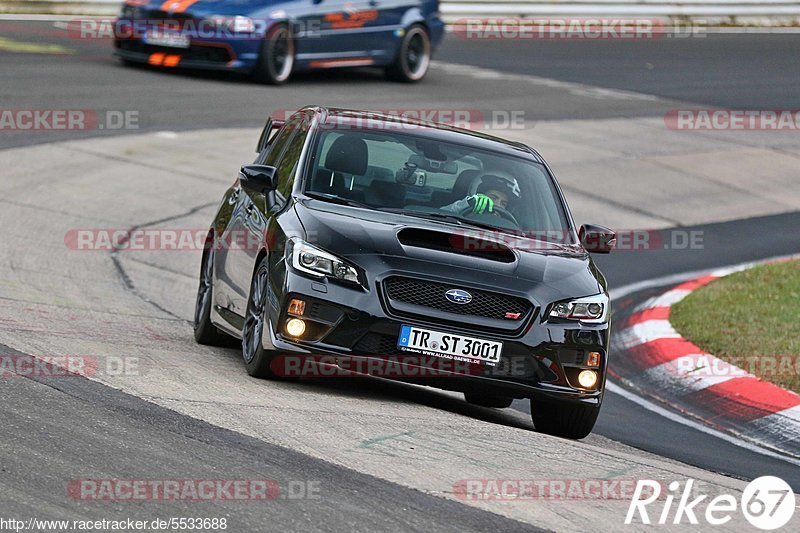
386,24,431,83
254,24,294,85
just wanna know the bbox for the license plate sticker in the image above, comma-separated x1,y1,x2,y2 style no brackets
397,325,502,366
143,29,191,48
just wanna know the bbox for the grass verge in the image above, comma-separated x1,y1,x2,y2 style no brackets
670,259,800,393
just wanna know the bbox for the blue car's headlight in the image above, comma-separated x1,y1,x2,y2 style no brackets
207,15,256,33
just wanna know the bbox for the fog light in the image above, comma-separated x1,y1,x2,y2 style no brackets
578,369,598,389
587,351,601,367
287,298,305,316
285,318,306,337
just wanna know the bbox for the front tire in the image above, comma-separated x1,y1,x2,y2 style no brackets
530,399,600,439
253,24,294,85
386,24,431,83
241,257,279,378
193,244,230,346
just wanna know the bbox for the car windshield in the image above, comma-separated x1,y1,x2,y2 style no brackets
304,126,572,241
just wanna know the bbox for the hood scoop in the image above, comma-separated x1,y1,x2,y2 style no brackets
397,228,516,263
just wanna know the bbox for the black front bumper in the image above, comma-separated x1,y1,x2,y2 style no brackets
263,270,609,406
113,39,249,72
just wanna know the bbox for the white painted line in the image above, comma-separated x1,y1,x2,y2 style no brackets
617,319,681,349
643,356,744,392
636,288,693,311
433,61,662,102
606,381,800,466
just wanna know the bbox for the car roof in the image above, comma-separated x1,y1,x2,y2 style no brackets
298,106,544,164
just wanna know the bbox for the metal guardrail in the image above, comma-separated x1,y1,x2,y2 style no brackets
1,0,800,24
441,1,800,24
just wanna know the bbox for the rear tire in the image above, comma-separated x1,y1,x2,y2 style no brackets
530,399,600,439
241,257,279,378
464,391,513,408
193,244,231,346
253,24,294,85
385,24,431,83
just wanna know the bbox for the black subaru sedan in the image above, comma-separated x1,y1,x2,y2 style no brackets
194,106,616,439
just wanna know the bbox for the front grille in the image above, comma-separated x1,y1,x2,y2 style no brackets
144,10,194,21
383,277,532,321
353,333,403,355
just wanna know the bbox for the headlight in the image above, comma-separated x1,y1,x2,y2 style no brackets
549,293,609,324
287,238,360,285
208,15,256,33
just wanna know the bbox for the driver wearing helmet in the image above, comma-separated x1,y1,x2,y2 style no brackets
441,173,520,215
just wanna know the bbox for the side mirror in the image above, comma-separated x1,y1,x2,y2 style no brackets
239,165,277,194
579,224,616,254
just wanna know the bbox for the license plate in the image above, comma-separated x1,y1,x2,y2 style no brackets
397,325,502,366
143,29,190,48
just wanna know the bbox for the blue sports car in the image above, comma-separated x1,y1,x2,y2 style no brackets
113,0,445,84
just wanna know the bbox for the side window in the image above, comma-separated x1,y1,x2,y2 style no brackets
257,115,300,167
272,117,309,203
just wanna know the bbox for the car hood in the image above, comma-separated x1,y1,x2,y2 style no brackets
144,0,282,17
294,201,602,298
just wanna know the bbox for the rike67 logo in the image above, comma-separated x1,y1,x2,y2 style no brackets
626,476,795,530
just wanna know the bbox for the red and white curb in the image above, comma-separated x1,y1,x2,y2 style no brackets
612,263,800,458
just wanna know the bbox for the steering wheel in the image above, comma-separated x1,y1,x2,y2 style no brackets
459,204,519,226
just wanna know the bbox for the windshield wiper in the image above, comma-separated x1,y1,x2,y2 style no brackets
304,191,373,209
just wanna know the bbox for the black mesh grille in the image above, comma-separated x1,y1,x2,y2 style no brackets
384,277,531,321
353,333,403,355
143,10,194,21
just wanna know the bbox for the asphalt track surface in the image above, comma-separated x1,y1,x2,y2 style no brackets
2,19,800,529
3,23,800,147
